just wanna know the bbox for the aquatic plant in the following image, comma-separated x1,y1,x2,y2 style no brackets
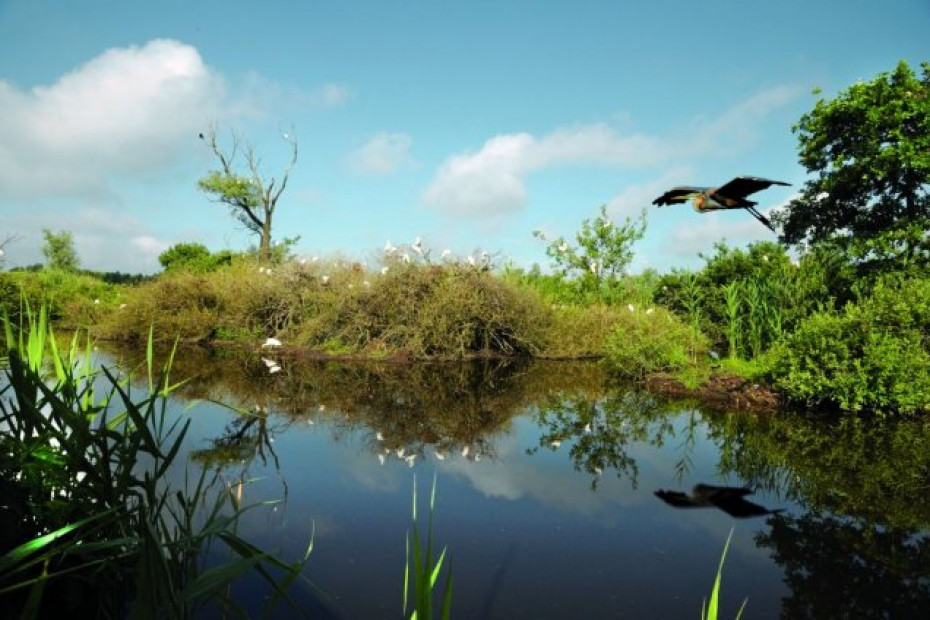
0,307,313,617
404,475,453,620
702,530,747,620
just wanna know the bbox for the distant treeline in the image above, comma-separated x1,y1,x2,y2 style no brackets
9,264,154,285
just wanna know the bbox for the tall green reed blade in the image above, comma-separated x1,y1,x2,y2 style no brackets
404,474,452,620
701,529,747,620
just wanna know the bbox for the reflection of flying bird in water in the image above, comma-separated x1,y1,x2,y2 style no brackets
652,176,790,233
654,484,784,519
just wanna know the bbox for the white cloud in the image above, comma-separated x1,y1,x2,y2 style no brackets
423,85,800,219
423,127,664,217
347,132,414,175
0,39,229,200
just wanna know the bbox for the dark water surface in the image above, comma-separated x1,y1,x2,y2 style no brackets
107,345,930,619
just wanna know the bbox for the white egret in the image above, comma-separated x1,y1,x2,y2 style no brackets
381,266,389,275
262,337,282,347
550,440,561,448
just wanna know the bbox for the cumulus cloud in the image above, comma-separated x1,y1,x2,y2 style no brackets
423,126,664,216
347,132,414,175
0,39,226,200
423,85,800,218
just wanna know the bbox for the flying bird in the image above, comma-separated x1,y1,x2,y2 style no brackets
652,176,790,232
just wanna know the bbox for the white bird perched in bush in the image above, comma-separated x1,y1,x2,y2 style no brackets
384,240,396,254
262,337,282,348
411,236,423,255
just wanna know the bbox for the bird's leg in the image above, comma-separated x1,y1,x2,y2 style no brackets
746,206,776,233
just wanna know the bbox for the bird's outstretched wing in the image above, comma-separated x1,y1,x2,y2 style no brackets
652,186,708,206
715,176,790,200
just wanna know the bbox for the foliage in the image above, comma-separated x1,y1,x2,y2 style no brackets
603,305,705,379
0,269,122,328
0,310,312,617
158,242,234,273
533,205,646,302
776,61,930,252
403,475,452,620
766,275,930,415
198,127,298,261
656,241,843,357
103,258,628,359
41,229,80,272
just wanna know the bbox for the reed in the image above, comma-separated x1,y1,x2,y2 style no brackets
0,306,313,617
403,474,453,620
701,529,747,620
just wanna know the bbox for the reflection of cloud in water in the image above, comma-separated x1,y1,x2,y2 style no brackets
439,431,646,517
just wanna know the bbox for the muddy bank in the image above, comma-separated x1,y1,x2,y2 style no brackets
646,372,781,414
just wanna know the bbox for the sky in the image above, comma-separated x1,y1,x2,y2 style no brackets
0,0,927,274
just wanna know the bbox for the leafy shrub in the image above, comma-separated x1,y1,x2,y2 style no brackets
767,276,930,415
538,304,622,358
603,306,706,379
159,242,234,273
0,270,121,328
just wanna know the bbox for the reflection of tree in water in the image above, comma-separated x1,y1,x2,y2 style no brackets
528,389,684,489
189,405,285,471
102,343,613,466
756,512,930,618
705,410,930,616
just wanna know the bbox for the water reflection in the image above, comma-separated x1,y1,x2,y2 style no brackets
655,485,784,518
99,343,930,617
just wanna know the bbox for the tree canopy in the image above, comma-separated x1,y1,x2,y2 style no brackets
776,61,930,253
41,229,80,272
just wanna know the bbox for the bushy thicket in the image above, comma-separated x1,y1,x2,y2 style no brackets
0,270,123,328
603,305,707,379
100,259,620,359
766,275,930,415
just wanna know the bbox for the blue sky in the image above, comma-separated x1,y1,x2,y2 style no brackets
1,0,927,274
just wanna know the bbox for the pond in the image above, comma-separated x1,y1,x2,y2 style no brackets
104,344,930,619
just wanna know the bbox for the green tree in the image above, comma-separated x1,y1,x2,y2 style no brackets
776,61,930,254
198,127,298,262
41,228,80,272
533,205,646,301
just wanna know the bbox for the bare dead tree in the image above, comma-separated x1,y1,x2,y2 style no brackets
198,125,298,261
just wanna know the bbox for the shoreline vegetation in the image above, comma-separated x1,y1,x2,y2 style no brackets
2,60,928,419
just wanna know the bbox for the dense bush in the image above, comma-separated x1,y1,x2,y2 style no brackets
603,305,707,379
0,270,122,328
767,276,930,415
158,242,234,273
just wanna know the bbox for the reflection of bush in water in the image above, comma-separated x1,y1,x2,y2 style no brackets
529,389,687,489
756,511,930,618
104,343,611,453
707,411,930,531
